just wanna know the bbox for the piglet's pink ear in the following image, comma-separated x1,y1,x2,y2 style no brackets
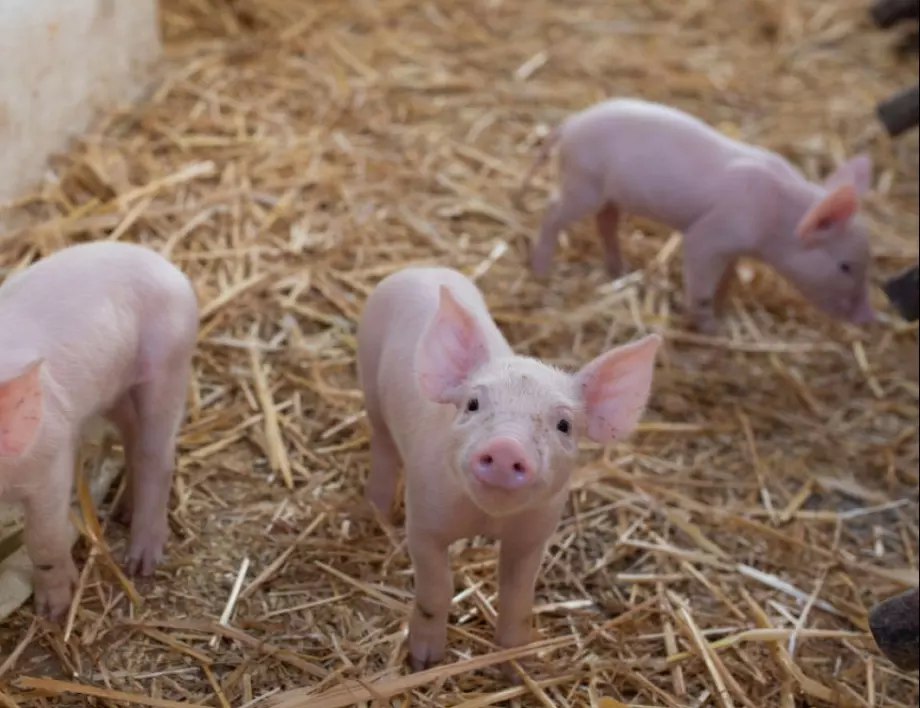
796,183,859,244
0,359,45,458
416,286,490,404
575,334,662,444
824,154,872,195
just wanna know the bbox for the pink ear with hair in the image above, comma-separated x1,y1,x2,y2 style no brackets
796,184,859,245
0,359,45,458
574,334,662,444
416,286,490,404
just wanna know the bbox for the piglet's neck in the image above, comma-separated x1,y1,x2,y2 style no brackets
760,177,827,269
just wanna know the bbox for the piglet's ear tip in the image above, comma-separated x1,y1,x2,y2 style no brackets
631,332,664,354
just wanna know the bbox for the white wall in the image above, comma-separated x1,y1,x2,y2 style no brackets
0,0,162,204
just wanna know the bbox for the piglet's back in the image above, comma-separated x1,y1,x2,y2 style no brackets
0,242,196,416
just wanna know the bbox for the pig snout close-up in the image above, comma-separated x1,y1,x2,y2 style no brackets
356,266,662,678
518,97,877,335
0,241,199,621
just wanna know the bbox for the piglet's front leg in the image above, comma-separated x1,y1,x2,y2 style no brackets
23,451,80,621
494,536,550,682
407,529,453,671
681,224,738,336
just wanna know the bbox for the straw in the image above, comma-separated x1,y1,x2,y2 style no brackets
0,0,917,705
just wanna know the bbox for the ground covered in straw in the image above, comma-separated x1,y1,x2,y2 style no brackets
1,0,918,706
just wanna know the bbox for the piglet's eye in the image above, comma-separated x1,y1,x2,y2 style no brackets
840,262,851,274
556,419,571,435
466,398,479,413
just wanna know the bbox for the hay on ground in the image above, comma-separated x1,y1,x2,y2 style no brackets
0,0,917,706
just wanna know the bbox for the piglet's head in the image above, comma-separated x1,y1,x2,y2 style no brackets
789,154,875,325
0,359,45,459
417,285,661,517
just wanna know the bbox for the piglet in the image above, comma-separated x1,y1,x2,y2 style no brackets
0,241,198,620
519,98,876,334
356,266,661,677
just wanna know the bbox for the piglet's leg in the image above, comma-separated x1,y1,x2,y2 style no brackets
407,529,453,671
106,392,139,524
495,537,548,682
366,428,400,518
713,257,739,313
596,203,629,278
682,225,736,336
531,187,604,276
122,360,190,577
24,450,79,621
362,383,402,518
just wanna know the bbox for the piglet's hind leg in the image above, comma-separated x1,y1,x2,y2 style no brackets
531,187,604,276
366,426,400,519
596,203,629,278
122,355,191,577
362,377,402,518
106,392,140,525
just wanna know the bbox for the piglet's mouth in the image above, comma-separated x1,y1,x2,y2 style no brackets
848,299,876,324
465,477,542,517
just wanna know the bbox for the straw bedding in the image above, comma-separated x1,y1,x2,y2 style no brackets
0,0,917,705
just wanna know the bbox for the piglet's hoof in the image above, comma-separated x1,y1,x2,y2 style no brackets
407,627,445,672
122,526,168,577
529,251,554,278
605,259,631,280
500,661,525,685
685,313,719,336
33,561,79,622
408,649,440,672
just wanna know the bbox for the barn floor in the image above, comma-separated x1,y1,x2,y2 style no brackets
0,0,918,706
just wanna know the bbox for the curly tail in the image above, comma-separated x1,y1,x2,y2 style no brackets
514,124,563,205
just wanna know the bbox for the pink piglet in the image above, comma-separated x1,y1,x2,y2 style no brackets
356,266,661,677
519,97,876,334
0,241,198,620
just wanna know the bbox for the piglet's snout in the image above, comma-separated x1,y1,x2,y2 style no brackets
469,436,536,490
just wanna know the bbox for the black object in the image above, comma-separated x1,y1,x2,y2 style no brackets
882,263,920,322
877,83,920,137
868,587,920,672
871,0,920,28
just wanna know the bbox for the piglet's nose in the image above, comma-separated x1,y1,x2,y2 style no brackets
470,437,535,490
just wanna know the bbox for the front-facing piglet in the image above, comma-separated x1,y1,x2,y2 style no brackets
357,266,661,677
519,98,877,334
0,241,198,620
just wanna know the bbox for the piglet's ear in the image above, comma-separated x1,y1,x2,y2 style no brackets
0,359,45,458
796,183,859,245
575,334,662,445
824,154,872,195
416,286,490,404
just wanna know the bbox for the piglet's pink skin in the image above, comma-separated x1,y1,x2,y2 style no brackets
520,98,876,334
357,266,661,678
0,241,198,620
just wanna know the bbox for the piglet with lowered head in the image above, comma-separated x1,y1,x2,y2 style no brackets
519,98,877,334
